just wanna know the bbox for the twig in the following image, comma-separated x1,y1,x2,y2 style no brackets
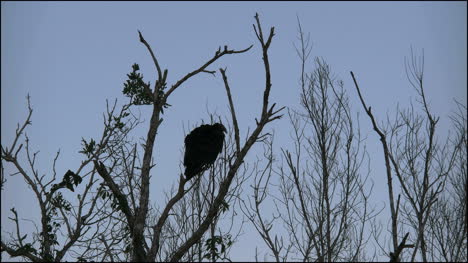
164,45,253,100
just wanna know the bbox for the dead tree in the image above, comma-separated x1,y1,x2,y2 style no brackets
427,101,467,262
350,48,459,261
240,22,374,262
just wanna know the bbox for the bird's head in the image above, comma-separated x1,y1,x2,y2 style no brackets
213,123,227,133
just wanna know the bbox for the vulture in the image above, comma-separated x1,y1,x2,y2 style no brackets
183,123,226,180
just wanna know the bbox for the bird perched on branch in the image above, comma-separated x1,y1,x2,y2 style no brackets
183,123,226,180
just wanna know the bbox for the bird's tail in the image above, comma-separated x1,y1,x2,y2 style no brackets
184,165,206,180
184,167,196,180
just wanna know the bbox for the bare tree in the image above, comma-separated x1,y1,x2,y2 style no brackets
389,49,459,262
350,70,407,262
426,101,467,262
240,133,292,262
241,22,375,262
350,48,464,262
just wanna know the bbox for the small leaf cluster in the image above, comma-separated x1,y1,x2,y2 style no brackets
51,192,72,212
122,63,153,105
203,234,233,261
155,77,171,114
98,184,123,212
112,112,129,130
220,200,230,213
51,170,83,192
38,193,70,260
79,138,96,158
45,193,69,246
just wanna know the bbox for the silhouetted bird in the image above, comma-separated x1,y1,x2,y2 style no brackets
184,123,226,180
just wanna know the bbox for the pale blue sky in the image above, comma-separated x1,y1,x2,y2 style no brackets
1,1,466,261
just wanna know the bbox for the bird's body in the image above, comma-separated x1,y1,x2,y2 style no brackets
184,123,226,180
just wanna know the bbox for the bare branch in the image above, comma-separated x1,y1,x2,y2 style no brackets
8,94,33,156
138,30,163,81
164,45,253,100
220,68,241,154
350,71,399,253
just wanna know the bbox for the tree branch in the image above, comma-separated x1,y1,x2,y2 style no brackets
147,175,188,259
220,68,241,155
1,241,42,262
138,30,163,81
390,232,415,262
164,44,253,100
93,160,133,226
350,71,399,253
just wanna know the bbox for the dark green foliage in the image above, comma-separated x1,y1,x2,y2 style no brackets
220,200,230,213
45,194,68,247
203,234,233,261
122,63,153,105
51,192,72,212
113,113,129,130
122,63,171,112
98,183,123,212
37,189,72,260
79,138,96,158
51,170,82,192
14,169,78,260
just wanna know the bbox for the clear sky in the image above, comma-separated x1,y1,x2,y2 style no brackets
1,1,466,261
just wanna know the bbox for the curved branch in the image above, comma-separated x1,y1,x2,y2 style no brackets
164,44,253,100
138,30,163,81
